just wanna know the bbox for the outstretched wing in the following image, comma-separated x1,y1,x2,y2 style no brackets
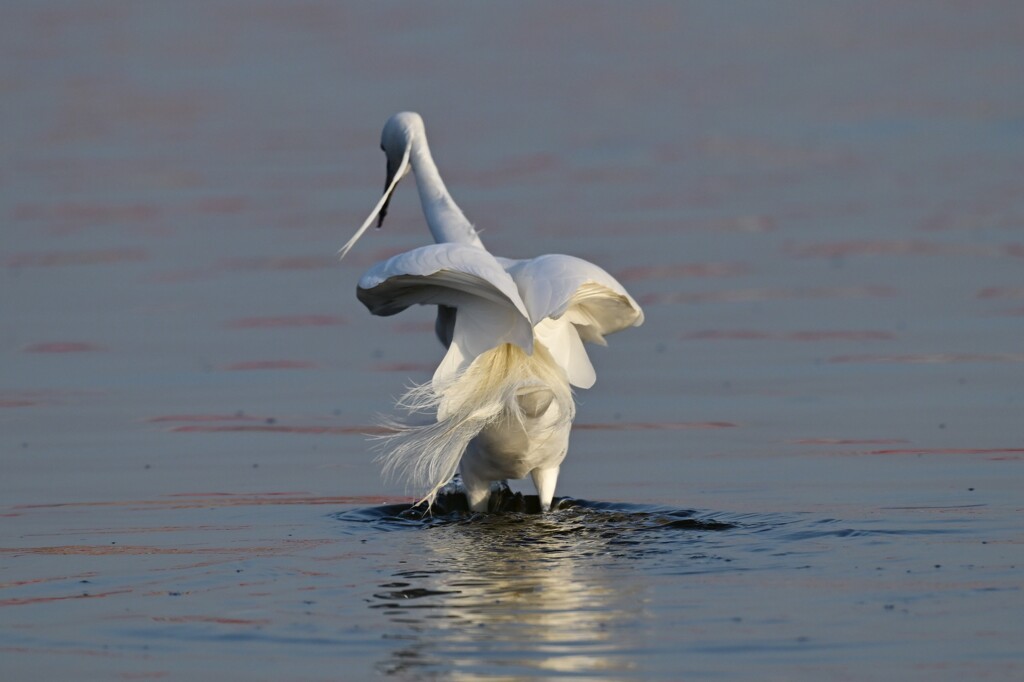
502,254,644,389
357,244,534,387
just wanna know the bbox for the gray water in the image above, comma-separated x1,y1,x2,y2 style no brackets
2,2,1023,680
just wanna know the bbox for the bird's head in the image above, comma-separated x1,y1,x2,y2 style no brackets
339,112,423,260
377,112,422,227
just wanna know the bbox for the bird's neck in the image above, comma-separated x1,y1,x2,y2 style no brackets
410,138,485,248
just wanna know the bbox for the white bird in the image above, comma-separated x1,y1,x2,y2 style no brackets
340,112,643,512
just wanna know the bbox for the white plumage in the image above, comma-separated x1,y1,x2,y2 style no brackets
341,112,643,512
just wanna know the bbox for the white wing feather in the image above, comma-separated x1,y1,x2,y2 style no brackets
501,254,644,387
532,316,596,388
502,254,644,335
357,247,643,391
359,244,530,321
357,243,535,389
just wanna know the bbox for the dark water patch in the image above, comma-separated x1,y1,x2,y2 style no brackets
880,503,987,510
782,527,961,541
117,625,381,652
373,586,460,602
333,488,736,534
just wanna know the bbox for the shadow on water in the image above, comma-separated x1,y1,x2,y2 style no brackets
336,486,736,530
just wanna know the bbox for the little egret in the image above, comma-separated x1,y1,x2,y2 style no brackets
340,112,644,512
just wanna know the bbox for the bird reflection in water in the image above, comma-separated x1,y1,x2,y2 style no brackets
361,489,732,678
373,517,638,677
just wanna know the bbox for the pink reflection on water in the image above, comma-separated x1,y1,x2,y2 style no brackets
0,389,104,406
0,400,37,408
5,249,147,267
24,342,104,353
977,286,1024,299
148,414,268,423
12,202,161,227
193,197,250,214
793,438,910,445
0,589,134,608
869,448,1024,456
830,353,1024,364
153,615,270,626
373,362,434,373
1003,244,1024,259
14,157,203,195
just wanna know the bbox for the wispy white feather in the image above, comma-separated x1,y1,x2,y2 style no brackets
374,342,574,506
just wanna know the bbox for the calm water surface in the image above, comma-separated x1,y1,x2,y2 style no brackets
2,2,1023,680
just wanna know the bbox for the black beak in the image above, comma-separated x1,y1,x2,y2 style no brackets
378,157,399,228
339,143,410,260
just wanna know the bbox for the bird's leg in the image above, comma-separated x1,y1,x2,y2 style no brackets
530,466,560,512
460,465,491,512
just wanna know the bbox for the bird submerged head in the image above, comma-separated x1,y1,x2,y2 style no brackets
338,112,424,260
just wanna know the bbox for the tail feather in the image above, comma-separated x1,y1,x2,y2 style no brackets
374,343,573,507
